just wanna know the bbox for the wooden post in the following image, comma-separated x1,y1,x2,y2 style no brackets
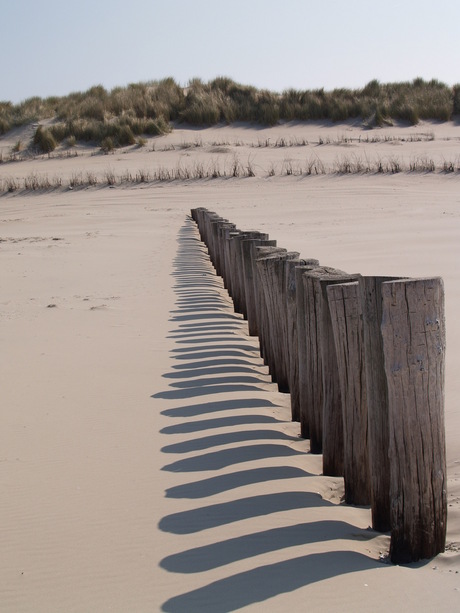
229,231,265,316
201,211,220,256
300,267,348,456
327,281,371,504
208,216,225,267
359,275,404,532
254,247,287,371
212,221,235,278
223,230,241,297
208,218,235,276
243,239,277,337
256,250,299,392
319,274,359,476
296,264,320,438
275,252,302,394
381,277,447,563
218,225,237,290
190,207,208,240
190,207,206,225
286,259,319,422
239,235,270,321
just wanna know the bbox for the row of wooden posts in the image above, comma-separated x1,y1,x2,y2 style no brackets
190,207,447,564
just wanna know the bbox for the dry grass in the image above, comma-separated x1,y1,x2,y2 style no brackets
1,77,459,153
2,152,460,195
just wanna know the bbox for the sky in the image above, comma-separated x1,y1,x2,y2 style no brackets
2,0,459,103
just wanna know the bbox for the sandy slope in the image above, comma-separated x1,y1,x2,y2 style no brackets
1,122,460,611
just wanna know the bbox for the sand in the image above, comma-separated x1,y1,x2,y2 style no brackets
1,121,460,611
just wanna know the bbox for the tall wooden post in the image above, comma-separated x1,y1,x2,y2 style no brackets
286,259,320,422
319,274,358,476
300,267,348,456
229,232,265,316
381,277,447,563
256,250,299,391
223,230,241,296
213,221,235,278
243,239,277,337
327,281,371,504
296,264,320,438
359,275,404,532
254,247,287,368
239,235,270,321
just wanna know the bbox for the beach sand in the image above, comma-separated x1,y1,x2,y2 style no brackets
1,121,460,611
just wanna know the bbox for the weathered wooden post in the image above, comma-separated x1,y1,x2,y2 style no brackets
300,267,348,457
217,225,237,290
286,259,319,421
190,207,206,225
208,216,225,266
256,250,299,392
319,273,359,476
214,222,236,278
227,230,244,306
240,232,270,320
200,210,219,254
254,247,287,371
359,275,404,532
229,231,265,316
381,277,447,563
209,218,231,275
296,263,320,438
190,207,208,240
276,252,303,394
243,239,277,337
327,281,371,504
222,230,241,296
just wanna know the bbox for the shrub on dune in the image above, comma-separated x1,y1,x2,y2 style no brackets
33,126,57,153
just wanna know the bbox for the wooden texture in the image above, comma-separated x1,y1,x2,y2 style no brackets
274,252,301,393
286,259,320,421
219,225,238,289
254,247,286,367
223,230,241,296
243,239,277,336
327,281,371,504
359,275,404,532
214,221,235,278
239,235,270,321
202,211,220,257
256,249,300,389
296,264,320,438
300,267,348,455
229,232,264,315
319,274,358,476
193,209,447,564
381,278,447,563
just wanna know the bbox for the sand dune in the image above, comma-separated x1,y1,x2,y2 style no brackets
1,121,460,611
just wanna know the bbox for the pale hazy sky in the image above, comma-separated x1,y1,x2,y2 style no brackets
2,0,459,103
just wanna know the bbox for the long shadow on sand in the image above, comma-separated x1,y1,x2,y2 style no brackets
160,414,282,435
160,428,298,453
161,443,304,473
164,466,309,499
157,216,382,613
159,491,329,534
161,551,385,613
161,520,376,572
161,398,278,418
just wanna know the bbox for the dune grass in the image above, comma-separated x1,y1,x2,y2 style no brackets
1,77,459,152
2,152,460,194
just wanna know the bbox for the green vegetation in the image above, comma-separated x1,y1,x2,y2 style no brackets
1,77,459,151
